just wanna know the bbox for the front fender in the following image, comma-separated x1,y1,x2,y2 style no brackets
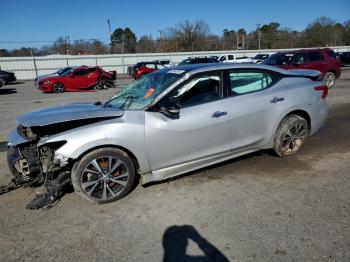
41,112,151,174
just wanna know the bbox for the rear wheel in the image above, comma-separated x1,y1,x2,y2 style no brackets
273,114,309,157
71,148,135,204
0,78,5,88
52,82,64,93
324,72,336,88
94,80,105,90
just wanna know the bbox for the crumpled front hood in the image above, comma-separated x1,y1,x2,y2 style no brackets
17,102,124,127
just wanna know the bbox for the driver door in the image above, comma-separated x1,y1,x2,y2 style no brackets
145,71,231,172
67,68,87,89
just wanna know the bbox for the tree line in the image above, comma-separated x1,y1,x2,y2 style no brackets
1,16,349,57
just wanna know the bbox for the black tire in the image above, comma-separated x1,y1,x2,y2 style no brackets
94,81,105,90
324,72,336,88
71,147,135,204
273,114,309,157
52,82,64,93
7,147,28,183
0,78,5,88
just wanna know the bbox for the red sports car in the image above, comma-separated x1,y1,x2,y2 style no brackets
131,62,166,79
38,66,116,93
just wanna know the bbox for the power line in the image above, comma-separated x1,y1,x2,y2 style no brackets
0,37,111,44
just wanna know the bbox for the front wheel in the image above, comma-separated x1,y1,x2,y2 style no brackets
71,148,135,204
273,114,309,157
52,82,64,93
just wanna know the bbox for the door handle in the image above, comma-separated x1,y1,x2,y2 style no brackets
270,97,284,103
212,111,227,118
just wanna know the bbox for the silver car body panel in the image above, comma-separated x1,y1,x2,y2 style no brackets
8,63,328,185
17,103,124,127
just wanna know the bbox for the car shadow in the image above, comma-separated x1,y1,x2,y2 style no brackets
0,88,17,95
162,225,229,262
0,141,7,152
6,81,25,85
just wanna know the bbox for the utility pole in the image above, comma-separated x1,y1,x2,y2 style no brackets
107,19,113,54
158,30,162,53
65,36,70,55
242,35,245,51
257,24,261,51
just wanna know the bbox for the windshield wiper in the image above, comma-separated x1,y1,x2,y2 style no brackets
120,95,138,109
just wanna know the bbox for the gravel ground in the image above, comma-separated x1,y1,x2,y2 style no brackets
0,71,349,262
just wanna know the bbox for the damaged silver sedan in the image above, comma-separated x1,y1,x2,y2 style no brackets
4,64,328,208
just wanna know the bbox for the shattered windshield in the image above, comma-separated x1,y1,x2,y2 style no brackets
104,70,185,110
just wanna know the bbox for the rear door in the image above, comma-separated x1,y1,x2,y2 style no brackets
86,67,99,87
307,51,326,74
223,69,283,150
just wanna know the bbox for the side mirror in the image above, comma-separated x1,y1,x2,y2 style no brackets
158,100,180,119
69,73,75,78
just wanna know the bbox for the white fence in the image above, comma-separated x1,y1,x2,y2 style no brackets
1,46,350,80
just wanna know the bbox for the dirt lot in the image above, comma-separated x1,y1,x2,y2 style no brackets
0,71,349,262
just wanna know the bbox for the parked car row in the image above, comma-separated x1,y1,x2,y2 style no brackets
0,48,345,91
129,48,342,87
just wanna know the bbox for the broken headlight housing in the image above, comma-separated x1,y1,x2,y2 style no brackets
17,125,37,140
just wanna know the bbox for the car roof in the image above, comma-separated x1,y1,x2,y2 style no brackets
162,63,293,76
276,48,332,55
73,65,97,70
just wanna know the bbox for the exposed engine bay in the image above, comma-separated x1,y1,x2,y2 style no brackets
1,102,123,209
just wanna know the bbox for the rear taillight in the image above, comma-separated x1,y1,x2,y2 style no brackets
314,85,328,99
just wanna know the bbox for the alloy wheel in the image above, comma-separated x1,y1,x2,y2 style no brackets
325,73,335,88
81,156,130,201
279,123,307,155
52,83,64,93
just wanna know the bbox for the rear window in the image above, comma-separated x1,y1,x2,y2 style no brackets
146,63,156,69
308,52,324,62
86,67,98,73
227,69,280,96
326,50,337,59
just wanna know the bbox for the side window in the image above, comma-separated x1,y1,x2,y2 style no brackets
228,70,278,95
74,69,87,76
308,52,324,62
291,53,308,64
147,63,156,69
326,50,336,59
167,72,221,107
228,55,234,60
219,56,226,62
86,67,97,74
